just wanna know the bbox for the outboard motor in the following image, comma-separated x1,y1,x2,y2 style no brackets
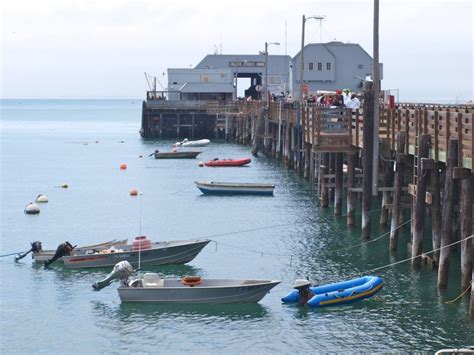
44,241,75,268
92,261,134,291
15,241,43,261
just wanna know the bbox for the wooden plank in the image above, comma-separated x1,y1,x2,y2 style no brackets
453,167,471,179
460,174,473,288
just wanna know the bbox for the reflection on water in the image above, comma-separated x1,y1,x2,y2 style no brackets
92,301,269,322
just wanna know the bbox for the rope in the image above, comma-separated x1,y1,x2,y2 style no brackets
335,218,413,252
364,235,474,275
338,207,386,218
212,240,292,258
0,251,26,258
198,223,292,240
444,284,472,304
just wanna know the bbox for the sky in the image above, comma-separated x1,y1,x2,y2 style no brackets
1,0,472,101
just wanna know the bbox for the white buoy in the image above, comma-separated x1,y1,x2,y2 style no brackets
35,194,49,203
25,203,40,214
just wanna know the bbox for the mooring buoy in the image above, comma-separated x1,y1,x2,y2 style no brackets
35,194,49,203
25,203,40,214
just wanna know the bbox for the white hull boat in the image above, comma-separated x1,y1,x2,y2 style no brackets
174,138,210,147
93,261,280,304
195,181,275,196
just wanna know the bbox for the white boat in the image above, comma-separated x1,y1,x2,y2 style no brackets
174,138,210,147
93,261,280,304
195,181,275,196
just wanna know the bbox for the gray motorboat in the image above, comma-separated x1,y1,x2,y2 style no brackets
52,238,209,269
153,150,201,159
93,261,280,304
31,239,128,263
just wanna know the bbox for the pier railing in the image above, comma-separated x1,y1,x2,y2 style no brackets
242,101,473,169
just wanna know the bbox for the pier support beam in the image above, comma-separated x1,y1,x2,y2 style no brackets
389,132,406,251
430,163,442,264
438,139,459,289
380,158,394,227
334,152,343,216
362,82,374,240
411,134,431,269
459,171,472,289
347,152,357,226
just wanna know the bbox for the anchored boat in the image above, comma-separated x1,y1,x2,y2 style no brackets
195,181,275,196
153,150,201,159
34,239,128,263
281,276,383,307
93,261,280,304
174,138,210,147
41,237,210,269
204,158,251,167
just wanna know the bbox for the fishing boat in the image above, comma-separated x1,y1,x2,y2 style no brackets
153,150,201,159
204,158,251,167
195,181,275,196
43,237,210,269
281,276,383,308
174,138,210,147
31,239,128,263
93,261,281,304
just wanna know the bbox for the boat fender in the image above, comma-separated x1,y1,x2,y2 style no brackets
182,275,201,287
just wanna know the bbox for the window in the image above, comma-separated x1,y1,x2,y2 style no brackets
309,62,314,71
317,62,322,71
326,62,332,70
358,64,363,69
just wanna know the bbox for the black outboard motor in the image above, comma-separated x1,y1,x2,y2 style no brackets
44,241,75,268
15,241,43,261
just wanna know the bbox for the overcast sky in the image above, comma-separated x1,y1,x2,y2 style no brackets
1,0,472,101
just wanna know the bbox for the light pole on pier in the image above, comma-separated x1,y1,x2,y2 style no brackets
264,41,280,108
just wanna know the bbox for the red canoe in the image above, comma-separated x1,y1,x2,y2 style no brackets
204,158,251,167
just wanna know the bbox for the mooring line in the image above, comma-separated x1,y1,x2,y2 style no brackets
337,207,386,218
444,284,472,304
199,223,293,240
0,251,26,258
363,235,474,275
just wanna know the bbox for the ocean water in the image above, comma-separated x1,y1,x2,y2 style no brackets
0,99,472,353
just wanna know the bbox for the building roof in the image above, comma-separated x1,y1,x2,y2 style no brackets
292,42,372,61
179,82,235,93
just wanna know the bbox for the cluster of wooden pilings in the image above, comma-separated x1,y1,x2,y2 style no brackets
216,92,474,318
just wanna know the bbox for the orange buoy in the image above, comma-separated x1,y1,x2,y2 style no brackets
182,275,202,287
120,163,127,170
130,188,138,196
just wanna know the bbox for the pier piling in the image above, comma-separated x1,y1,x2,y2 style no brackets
389,132,406,251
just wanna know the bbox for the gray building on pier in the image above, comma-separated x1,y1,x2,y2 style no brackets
166,41,374,101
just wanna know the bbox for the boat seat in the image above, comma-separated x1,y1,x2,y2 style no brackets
142,273,164,288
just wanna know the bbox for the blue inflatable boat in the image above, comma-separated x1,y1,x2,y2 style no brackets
281,275,383,308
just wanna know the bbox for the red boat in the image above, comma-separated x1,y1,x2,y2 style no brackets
204,158,251,167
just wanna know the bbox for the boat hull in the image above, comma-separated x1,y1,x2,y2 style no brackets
118,279,280,303
195,181,274,196
154,151,201,159
61,239,210,269
281,276,383,308
175,139,210,147
204,158,251,167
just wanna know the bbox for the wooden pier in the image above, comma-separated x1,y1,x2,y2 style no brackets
142,90,473,314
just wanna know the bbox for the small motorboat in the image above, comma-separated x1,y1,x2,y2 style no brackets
281,276,383,308
204,158,251,167
195,181,275,196
41,237,210,269
93,261,281,304
153,150,201,159
174,138,210,147
16,239,128,263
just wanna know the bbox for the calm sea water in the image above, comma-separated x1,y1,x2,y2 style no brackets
0,99,472,353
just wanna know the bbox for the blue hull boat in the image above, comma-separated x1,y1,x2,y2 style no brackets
282,276,383,308
195,181,275,196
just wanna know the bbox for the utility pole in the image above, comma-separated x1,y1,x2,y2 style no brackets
372,0,380,196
